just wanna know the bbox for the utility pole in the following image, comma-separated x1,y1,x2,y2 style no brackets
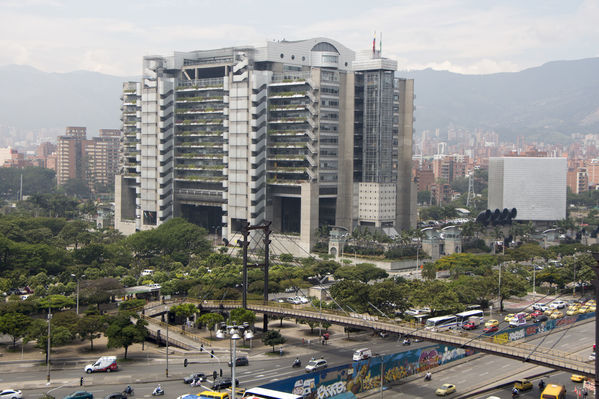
241,223,249,309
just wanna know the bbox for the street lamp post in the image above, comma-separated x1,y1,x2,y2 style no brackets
46,307,52,384
165,306,169,378
71,274,85,315
216,323,253,399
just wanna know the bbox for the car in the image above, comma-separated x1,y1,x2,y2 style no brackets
550,300,566,309
550,311,563,319
228,356,249,367
533,315,548,323
483,325,498,333
571,374,587,382
211,377,239,391
513,379,532,391
503,314,514,322
435,384,456,396
530,310,543,318
566,306,580,316
533,302,549,311
104,394,127,399
484,319,499,328
462,321,477,330
183,372,206,384
64,391,94,399
590,352,596,361
286,297,301,304
544,308,555,316
0,390,22,399
305,358,328,373
578,305,590,314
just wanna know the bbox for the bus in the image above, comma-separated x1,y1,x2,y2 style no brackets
242,387,303,399
425,315,458,331
455,310,484,326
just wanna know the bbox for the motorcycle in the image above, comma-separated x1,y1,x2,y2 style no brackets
122,386,134,396
190,379,202,387
292,358,302,368
424,373,432,381
402,338,411,346
152,386,164,396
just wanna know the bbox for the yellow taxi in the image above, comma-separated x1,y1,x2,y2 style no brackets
577,305,590,314
485,319,499,328
550,310,563,319
586,299,596,305
543,308,555,316
589,305,596,312
435,384,456,396
504,314,514,322
524,313,532,320
513,379,533,391
571,374,587,382
566,305,580,316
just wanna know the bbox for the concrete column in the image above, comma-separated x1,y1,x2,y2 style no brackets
300,182,319,252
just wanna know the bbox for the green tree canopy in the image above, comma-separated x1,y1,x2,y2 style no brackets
261,329,286,352
76,314,107,351
105,313,148,359
197,312,224,338
333,263,388,283
0,312,32,347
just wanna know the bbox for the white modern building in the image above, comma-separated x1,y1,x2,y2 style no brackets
114,38,415,255
488,157,567,221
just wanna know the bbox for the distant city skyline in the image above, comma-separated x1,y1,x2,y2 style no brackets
0,0,597,76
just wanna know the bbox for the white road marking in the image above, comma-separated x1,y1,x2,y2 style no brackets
480,371,489,376
502,364,511,368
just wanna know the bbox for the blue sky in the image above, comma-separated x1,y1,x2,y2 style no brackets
0,0,597,76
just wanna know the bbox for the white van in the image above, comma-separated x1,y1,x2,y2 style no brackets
509,312,527,328
352,348,372,362
84,356,118,373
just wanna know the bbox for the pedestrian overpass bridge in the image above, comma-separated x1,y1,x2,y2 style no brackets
143,299,595,378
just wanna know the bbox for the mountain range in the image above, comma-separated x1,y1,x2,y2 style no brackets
0,57,598,144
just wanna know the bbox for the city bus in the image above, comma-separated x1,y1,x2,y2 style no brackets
455,309,484,326
242,387,302,399
424,315,458,331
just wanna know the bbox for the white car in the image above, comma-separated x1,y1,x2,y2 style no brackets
305,359,327,373
0,390,23,399
296,296,309,304
533,303,549,311
549,300,566,309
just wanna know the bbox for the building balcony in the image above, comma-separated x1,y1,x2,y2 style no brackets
176,96,223,104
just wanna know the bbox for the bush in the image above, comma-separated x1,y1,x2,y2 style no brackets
118,299,146,311
385,246,418,259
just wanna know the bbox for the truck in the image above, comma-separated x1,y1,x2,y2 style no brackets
84,356,118,373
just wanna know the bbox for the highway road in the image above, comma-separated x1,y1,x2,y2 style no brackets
5,318,594,399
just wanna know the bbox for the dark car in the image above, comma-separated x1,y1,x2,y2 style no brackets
212,377,239,391
104,393,127,399
183,373,206,384
227,356,249,367
533,315,548,323
483,325,498,333
64,392,94,399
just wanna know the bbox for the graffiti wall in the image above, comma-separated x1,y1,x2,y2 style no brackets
259,344,475,399
489,312,594,344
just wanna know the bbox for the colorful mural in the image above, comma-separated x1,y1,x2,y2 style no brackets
260,344,475,399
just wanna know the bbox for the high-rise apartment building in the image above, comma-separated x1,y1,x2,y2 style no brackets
56,126,87,186
114,38,415,254
56,126,121,192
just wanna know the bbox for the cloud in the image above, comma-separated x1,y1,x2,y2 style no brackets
0,0,597,75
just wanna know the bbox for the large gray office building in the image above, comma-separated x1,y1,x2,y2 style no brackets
115,38,415,255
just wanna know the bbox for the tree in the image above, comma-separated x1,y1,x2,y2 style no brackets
229,308,256,325
261,330,286,352
297,318,319,334
197,313,224,338
170,303,198,324
329,280,370,313
105,313,148,359
25,319,73,363
494,270,529,312
37,295,75,310
333,263,388,283
77,315,107,351
0,312,32,347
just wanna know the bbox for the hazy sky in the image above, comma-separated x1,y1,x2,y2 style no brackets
1,0,597,76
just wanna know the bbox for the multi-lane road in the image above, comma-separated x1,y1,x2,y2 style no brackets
3,318,594,399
